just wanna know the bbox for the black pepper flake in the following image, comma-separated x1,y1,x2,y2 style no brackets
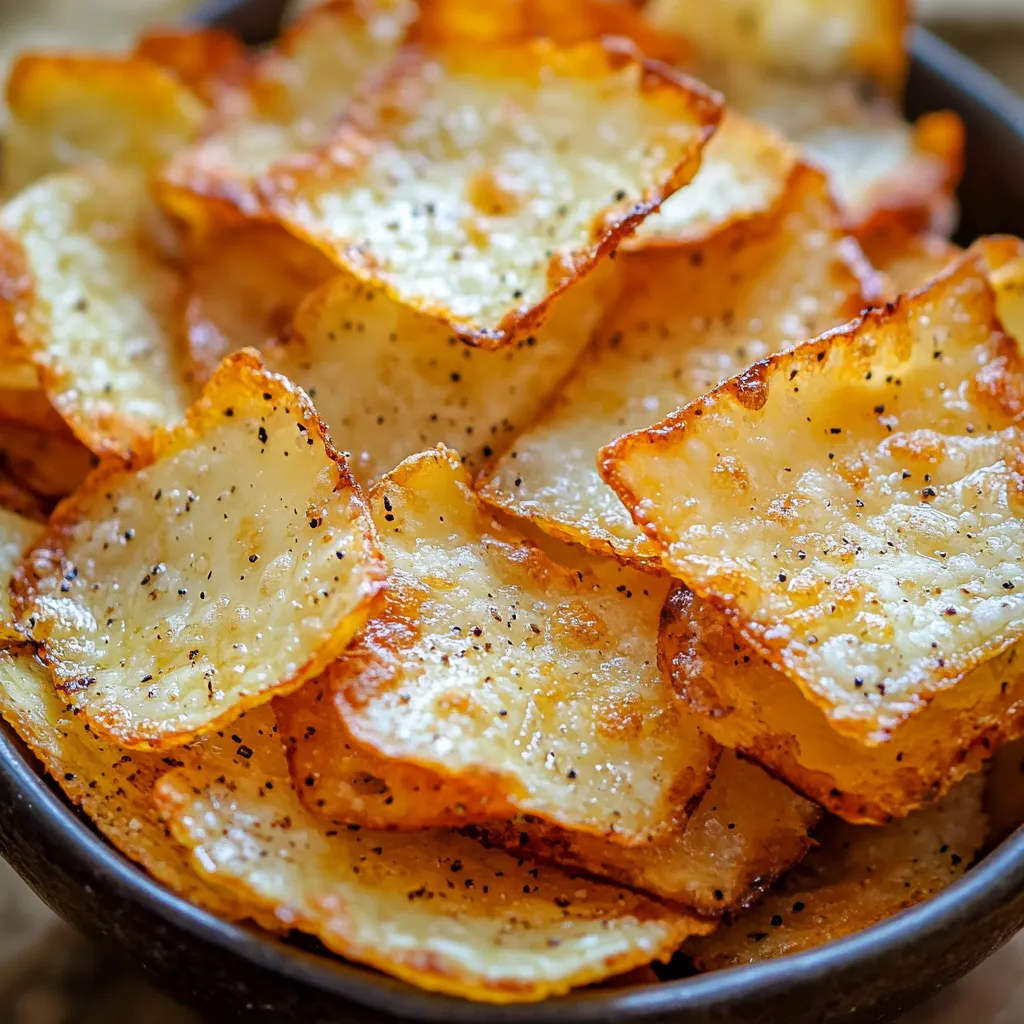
249,554,259,563
792,901,805,913
258,426,268,444
236,745,253,759
770,914,783,927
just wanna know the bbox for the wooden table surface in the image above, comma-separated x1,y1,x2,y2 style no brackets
0,3,1022,1022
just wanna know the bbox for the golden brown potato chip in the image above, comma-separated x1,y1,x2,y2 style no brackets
479,164,876,568
602,246,1024,750
261,37,721,347
660,585,1024,823
861,223,962,297
646,0,907,89
717,69,964,239
263,259,617,486
0,165,194,458
155,704,712,1002
183,224,338,383
133,28,250,105
277,446,716,840
687,774,986,970
2,53,205,193
0,388,67,434
12,351,385,750
476,751,819,912
627,113,799,250
0,645,245,918
157,0,418,226
0,423,95,500
0,508,42,636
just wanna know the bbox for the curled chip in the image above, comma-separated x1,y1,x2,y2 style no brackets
475,751,819,912
262,37,721,347
717,68,964,239
861,223,962,297
158,0,418,226
687,774,986,970
0,646,244,918
132,28,250,106
660,586,1024,823
12,351,385,750
627,114,799,250
480,164,875,568
2,52,205,193
184,224,338,383
646,0,908,89
277,446,716,840
602,246,1024,762
0,165,194,457
263,259,617,486
0,508,42,638
155,704,712,1003
0,424,95,501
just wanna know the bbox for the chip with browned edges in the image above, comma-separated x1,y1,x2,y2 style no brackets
646,0,908,89
660,585,1024,824
260,37,720,347
277,446,716,841
479,164,875,568
0,165,194,458
156,704,713,1003
475,751,819,912
157,0,418,226
12,351,385,750
602,245,1024,755
2,53,205,193
263,259,617,486
687,774,986,970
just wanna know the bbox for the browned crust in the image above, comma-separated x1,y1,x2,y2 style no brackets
601,247,1024,740
259,36,722,350
11,349,387,749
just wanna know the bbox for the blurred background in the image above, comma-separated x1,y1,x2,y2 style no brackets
0,1,1022,1022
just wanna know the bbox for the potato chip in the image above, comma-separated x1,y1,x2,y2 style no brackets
133,28,250,106
479,164,876,568
0,509,42,636
263,259,617,486
687,774,986,970
12,351,385,750
717,68,964,238
476,751,819,912
2,53,205,194
276,447,716,840
660,585,1024,823
0,645,246,918
261,37,721,347
627,114,799,250
861,224,962,297
0,165,194,457
646,0,907,89
157,0,418,226
155,704,712,1002
0,426,95,501
602,247,1024,748
184,224,338,383
0,388,67,434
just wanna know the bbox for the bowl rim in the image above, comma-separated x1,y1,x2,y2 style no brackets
4,18,1024,1024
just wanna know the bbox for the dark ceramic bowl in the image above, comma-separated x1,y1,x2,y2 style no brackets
3,6,1024,1023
